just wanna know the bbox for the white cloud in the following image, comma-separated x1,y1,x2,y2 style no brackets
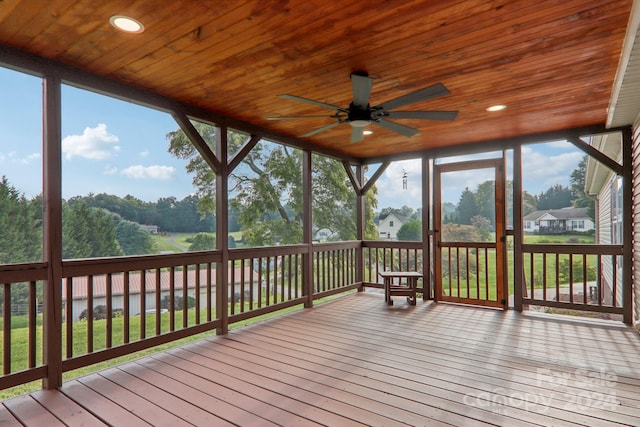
120,165,175,181
139,148,150,158
521,146,583,192
0,151,40,165
62,123,120,160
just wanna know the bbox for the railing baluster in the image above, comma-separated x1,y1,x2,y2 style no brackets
155,268,161,334
123,272,130,344
3,283,11,374
582,254,587,305
182,266,188,328
140,270,146,339
87,275,93,353
569,254,574,304
106,273,113,348
207,262,212,322
28,281,36,368
65,277,73,357
169,267,175,332
195,264,201,322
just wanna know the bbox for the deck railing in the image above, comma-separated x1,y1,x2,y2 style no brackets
312,241,359,297
521,244,624,315
0,262,47,389
0,239,630,392
362,241,425,294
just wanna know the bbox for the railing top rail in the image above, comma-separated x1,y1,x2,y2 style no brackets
62,251,222,277
312,241,361,251
230,244,308,259
0,262,48,283
439,241,496,248
362,240,422,249
522,243,623,255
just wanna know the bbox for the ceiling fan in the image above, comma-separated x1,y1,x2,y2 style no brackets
268,72,458,143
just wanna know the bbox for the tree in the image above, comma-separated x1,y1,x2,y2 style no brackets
457,187,478,225
396,220,422,241
188,233,216,251
474,181,495,229
63,202,124,259
537,184,574,210
570,155,595,219
0,176,41,264
167,124,377,246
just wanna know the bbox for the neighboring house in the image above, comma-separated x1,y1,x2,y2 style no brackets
62,265,257,321
585,132,624,308
140,224,159,234
523,207,594,234
376,212,408,240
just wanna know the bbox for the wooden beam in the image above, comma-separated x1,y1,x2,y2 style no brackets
302,151,313,308
565,135,623,176
171,112,222,174
361,125,610,165
215,126,229,335
342,161,362,193
355,165,365,291
512,145,524,312
228,134,261,174
361,160,391,195
42,75,63,389
421,158,431,300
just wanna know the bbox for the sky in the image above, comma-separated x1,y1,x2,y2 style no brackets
1,66,585,210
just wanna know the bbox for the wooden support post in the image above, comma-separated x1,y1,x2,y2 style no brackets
42,75,63,389
302,151,314,307
513,145,524,312
622,126,633,325
355,165,365,291
216,126,229,335
422,158,431,300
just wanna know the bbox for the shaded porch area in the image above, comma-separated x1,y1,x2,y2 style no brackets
3,292,638,426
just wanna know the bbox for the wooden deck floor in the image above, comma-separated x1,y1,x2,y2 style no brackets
2,292,640,426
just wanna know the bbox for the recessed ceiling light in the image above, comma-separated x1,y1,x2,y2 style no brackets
109,15,145,33
486,104,507,112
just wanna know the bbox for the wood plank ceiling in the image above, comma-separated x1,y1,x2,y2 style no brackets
0,0,632,160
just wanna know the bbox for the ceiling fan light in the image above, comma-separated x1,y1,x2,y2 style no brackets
486,104,506,112
350,119,370,128
110,15,145,33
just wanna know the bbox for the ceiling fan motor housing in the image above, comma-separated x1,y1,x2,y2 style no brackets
348,102,371,127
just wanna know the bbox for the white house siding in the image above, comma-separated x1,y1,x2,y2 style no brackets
633,124,640,323
595,175,618,307
377,213,404,240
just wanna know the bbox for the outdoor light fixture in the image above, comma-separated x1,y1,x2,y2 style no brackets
486,104,507,112
109,15,145,33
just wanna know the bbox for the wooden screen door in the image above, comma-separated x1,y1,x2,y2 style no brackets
433,158,506,308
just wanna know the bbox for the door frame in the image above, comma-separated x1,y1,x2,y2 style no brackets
432,157,507,308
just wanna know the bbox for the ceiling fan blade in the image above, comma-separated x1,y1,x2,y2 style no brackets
267,115,338,120
351,74,374,109
350,127,364,143
301,121,342,137
384,110,458,121
279,94,345,111
378,83,450,111
374,119,420,137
